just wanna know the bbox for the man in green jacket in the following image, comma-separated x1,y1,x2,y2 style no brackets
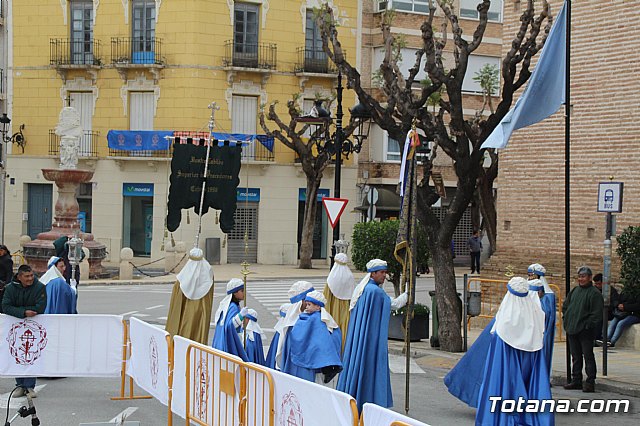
1,264,47,398
562,266,604,393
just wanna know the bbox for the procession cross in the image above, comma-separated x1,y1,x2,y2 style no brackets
20,329,36,357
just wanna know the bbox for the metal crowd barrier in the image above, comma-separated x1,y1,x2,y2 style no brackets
185,344,275,426
111,319,153,401
467,278,564,341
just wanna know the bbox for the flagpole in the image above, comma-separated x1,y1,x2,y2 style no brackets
564,0,572,384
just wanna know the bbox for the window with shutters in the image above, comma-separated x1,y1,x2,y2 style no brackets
70,1,94,64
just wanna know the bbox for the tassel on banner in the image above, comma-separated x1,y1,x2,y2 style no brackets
222,234,227,248
186,211,190,225
215,211,219,224
170,233,176,247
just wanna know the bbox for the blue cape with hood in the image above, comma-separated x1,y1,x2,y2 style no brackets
44,276,77,314
211,301,248,362
337,280,392,411
282,311,342,382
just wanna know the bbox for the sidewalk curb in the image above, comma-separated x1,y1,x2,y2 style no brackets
551,374,640,398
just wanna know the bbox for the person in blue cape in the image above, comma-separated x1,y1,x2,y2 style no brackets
265,303,290,369
274,281,315,370
212,278,249,361
528,263,556,379
282,290,342,385
242,308,266,366
444,318,494,408
476,277,553,426
337,259,408,411
41,256,77,314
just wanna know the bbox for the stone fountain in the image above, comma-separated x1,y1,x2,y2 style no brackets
23,107,106,275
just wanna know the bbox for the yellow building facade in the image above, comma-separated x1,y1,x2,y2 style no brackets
3,0,361,266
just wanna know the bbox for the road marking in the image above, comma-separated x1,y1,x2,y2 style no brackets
388,354,426,374
109,406,139,423
146,304,164,310
132,313,150,317
157,316,167,320
121,311,139,316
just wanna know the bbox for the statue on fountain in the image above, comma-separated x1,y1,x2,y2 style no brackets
55,107,83,170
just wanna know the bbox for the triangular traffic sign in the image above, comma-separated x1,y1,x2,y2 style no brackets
322,197,349,229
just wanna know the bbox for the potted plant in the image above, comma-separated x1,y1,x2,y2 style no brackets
388,303,430,341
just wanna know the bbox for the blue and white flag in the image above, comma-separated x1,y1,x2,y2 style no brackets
481,1,567,149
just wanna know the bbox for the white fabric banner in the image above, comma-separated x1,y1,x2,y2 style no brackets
171,336,242,425
265,366,357,426
0,314,123,378
362,403,431,426
126,317,170,406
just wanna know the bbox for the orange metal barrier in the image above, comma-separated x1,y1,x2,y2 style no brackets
111,319,152,401
468,278,564,342
185,343,275,426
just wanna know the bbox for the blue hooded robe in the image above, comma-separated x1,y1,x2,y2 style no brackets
444,318,495,408
282,311,342,382
265,332,279,369
211,301,248,361
44,276,77,314
337,280,392,411
475,333,554,426
540,293,556,377
245,328,266,366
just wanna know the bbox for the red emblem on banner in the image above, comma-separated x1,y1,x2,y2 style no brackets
6,319,48,365
195,358,210,419
279,391,304,426
149,336,159,388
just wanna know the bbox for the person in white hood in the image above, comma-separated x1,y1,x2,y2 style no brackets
165,247,214,344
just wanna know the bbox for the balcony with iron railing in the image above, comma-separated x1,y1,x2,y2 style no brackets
111,37,165,66
50,38,102,67
172,131,275,162
294,48,338,75
49,129,100,157
223,41,277,70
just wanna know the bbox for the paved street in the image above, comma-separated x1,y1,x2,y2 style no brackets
2,278,640,425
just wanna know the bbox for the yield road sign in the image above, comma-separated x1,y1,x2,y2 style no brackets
322,197,349,228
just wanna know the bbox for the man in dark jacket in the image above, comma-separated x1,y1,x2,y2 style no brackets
1,264,47,398
562,266,604,393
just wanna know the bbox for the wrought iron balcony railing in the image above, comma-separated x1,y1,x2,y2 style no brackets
294,47,337,74
223,41,277,70
49,130,100,157
50,38,102,66
111,37,164,65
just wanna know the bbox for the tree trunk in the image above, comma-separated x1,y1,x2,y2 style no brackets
299,175,321,269
478,176,497,255
431,241,463,352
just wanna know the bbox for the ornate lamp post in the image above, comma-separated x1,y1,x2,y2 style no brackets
67,233,84,289
297,71,372,268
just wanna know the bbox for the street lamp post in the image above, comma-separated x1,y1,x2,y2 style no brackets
0,113,12,242
297,71,372,268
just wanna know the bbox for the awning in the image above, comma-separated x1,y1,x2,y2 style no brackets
355,186,401,212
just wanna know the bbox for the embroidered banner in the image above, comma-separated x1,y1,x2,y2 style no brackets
166,143,242,233
126,318,170,406
0,314,123,377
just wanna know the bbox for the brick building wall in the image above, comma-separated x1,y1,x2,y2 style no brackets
485,0,640,285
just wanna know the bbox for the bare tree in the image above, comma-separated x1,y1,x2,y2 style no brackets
260,96,357,269
317,0,553,351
